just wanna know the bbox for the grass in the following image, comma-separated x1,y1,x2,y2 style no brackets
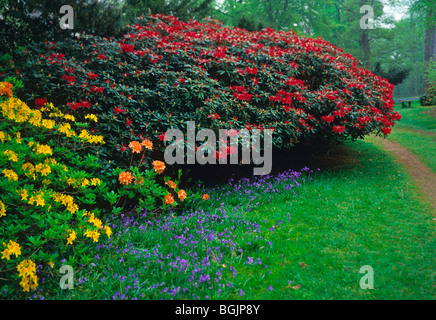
39,140,434,300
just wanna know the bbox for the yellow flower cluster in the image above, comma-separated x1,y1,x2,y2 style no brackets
0,97,105,147
84,114,98,122
29,141,53,156
0,97,51,130
1,240,21,260
86,212,112,239
66,229,77,245
0,130,6,142
66,176,101,188
3,149,18,162
17,259,38,292
63,114,75,122
84,228,100,242
22,162,52,179
52,192,79,214
58,123,76,137
78,129,105,144
0,200,6,218
2,168,18,181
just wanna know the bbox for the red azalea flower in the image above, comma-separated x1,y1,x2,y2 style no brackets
321,115,335,123
126,117,132,127
158,132,166,141
332,125,345,134
121,44,134,53
114,106,126,114
381,127,391,135
35,98,47,108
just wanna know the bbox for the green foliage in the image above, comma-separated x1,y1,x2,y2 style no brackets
0,0,127,55
124,0,214,22
420,81,436,106
373,61,410,86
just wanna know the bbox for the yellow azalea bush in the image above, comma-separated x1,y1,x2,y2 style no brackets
0,81,112,297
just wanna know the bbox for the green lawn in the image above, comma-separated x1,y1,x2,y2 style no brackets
51,140,435,300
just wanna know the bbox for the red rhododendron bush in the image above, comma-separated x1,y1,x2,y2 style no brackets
10,14,401,169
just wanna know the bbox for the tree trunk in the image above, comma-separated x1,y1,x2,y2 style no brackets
424,9,436,89
361,29,372,70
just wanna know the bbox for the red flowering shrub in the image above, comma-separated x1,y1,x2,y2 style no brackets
9,14,400,169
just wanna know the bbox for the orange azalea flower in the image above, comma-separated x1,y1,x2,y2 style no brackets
141,139,153,150
164,193,174,205
178,189,187,202
0,82,13,98
129,141,142,153
152,160,165,174
165,180,177,189
135,176,144,185
202,194,210,200
119,171,133,185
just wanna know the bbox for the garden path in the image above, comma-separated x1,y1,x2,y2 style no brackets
375,137,436,213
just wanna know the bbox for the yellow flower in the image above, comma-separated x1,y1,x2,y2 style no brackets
84,229,100,242
41,119,55,129
90,177,101,186
84,114,98,122
0,200,6,217
3,150,18,162
17,259,37,277
1,240,21,260
152,160,166,174
37,143,53,156
19,274,38,292
14,132,22,144
0,131,6,142
104,225,112,239
81,178,90,187
58,123,76,137
17,259,38,292
19,189,28,201
66,230,76,245
35,194,45,207
2,169,18,181
63,114,75,122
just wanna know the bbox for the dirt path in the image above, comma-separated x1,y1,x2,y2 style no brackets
374,137,436,213
400,127,436,138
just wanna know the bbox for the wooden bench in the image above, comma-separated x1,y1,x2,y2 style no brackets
398,99,413,108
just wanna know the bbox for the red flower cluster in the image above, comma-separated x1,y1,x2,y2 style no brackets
67,100,91,111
